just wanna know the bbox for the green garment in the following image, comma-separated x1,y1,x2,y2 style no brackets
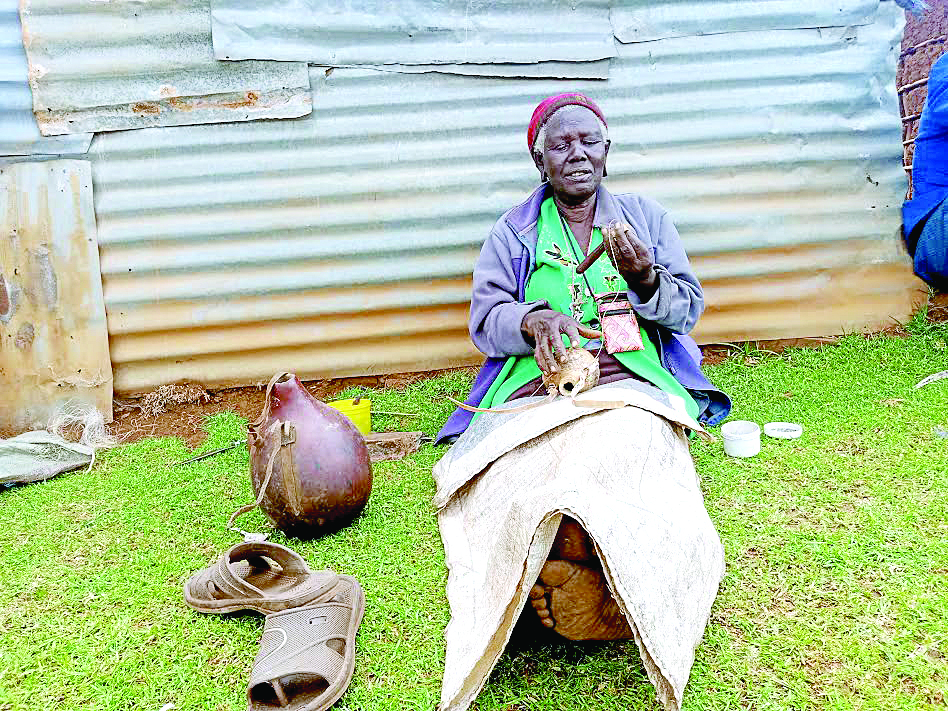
478,196,698,420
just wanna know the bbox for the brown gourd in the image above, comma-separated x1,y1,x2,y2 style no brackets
247,372,372,539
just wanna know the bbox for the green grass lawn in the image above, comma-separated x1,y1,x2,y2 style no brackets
2,310,948,711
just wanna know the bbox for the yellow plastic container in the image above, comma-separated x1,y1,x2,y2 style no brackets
327,398,371,435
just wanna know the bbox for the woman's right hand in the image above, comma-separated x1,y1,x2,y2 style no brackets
521,309,603,376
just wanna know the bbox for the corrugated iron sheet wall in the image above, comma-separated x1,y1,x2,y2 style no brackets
85,1,919,394
0,3,90,155
0,160,112,427
610,0,879,42
211,0,617,65
18,0,313,136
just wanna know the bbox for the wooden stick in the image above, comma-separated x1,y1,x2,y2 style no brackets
576,242,607,274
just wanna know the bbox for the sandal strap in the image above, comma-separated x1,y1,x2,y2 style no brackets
249,634,346,691
186,542,342,613
266,601,355,632
215,542,312,598
249,604,353,689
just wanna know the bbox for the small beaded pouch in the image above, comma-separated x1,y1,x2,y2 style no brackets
595,292,644,354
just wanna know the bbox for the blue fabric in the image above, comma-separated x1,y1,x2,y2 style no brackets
904,54,948,238
437,355,506,442
436,185,732,444
913,197,948,290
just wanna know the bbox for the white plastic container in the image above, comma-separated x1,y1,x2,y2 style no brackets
721,420,761,458
764,422,803,439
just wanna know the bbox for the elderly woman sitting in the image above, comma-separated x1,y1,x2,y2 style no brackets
433,94,730,711
440,93,728,435
438,93,729,635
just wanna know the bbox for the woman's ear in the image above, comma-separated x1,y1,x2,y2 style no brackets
603,139,611,178
532,150,547,182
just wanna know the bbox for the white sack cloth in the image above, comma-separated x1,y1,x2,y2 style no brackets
0,431,93,484
433,380,725,711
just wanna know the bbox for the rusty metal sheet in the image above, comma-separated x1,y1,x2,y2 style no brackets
0,160,112,428
85,3,918,394
611,0,879,44
18,0,311,136
0,3,90,156
210,0,616,65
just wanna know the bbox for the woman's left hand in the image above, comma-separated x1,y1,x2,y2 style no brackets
604,223,658,299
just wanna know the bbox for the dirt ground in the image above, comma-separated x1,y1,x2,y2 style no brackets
90,332,925,448
105,368,473,449
103,336,863,448
5,293,947,448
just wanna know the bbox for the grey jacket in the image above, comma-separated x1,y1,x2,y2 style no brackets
436,183,731,444
470,183,704,355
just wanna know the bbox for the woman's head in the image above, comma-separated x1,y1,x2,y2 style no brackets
528,94,610,204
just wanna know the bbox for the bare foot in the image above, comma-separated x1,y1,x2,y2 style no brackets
551,517,595,562
529,559,634,641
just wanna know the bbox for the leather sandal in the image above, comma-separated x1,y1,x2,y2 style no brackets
184,542,339,615
247,575,365,711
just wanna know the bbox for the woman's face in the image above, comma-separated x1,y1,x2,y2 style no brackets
534,106,610,204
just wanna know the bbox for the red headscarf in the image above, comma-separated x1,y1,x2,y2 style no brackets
527,93,607,154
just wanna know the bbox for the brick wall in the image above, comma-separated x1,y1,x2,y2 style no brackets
899,1,948,197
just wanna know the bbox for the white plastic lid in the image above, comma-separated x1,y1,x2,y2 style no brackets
764,422,803,439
